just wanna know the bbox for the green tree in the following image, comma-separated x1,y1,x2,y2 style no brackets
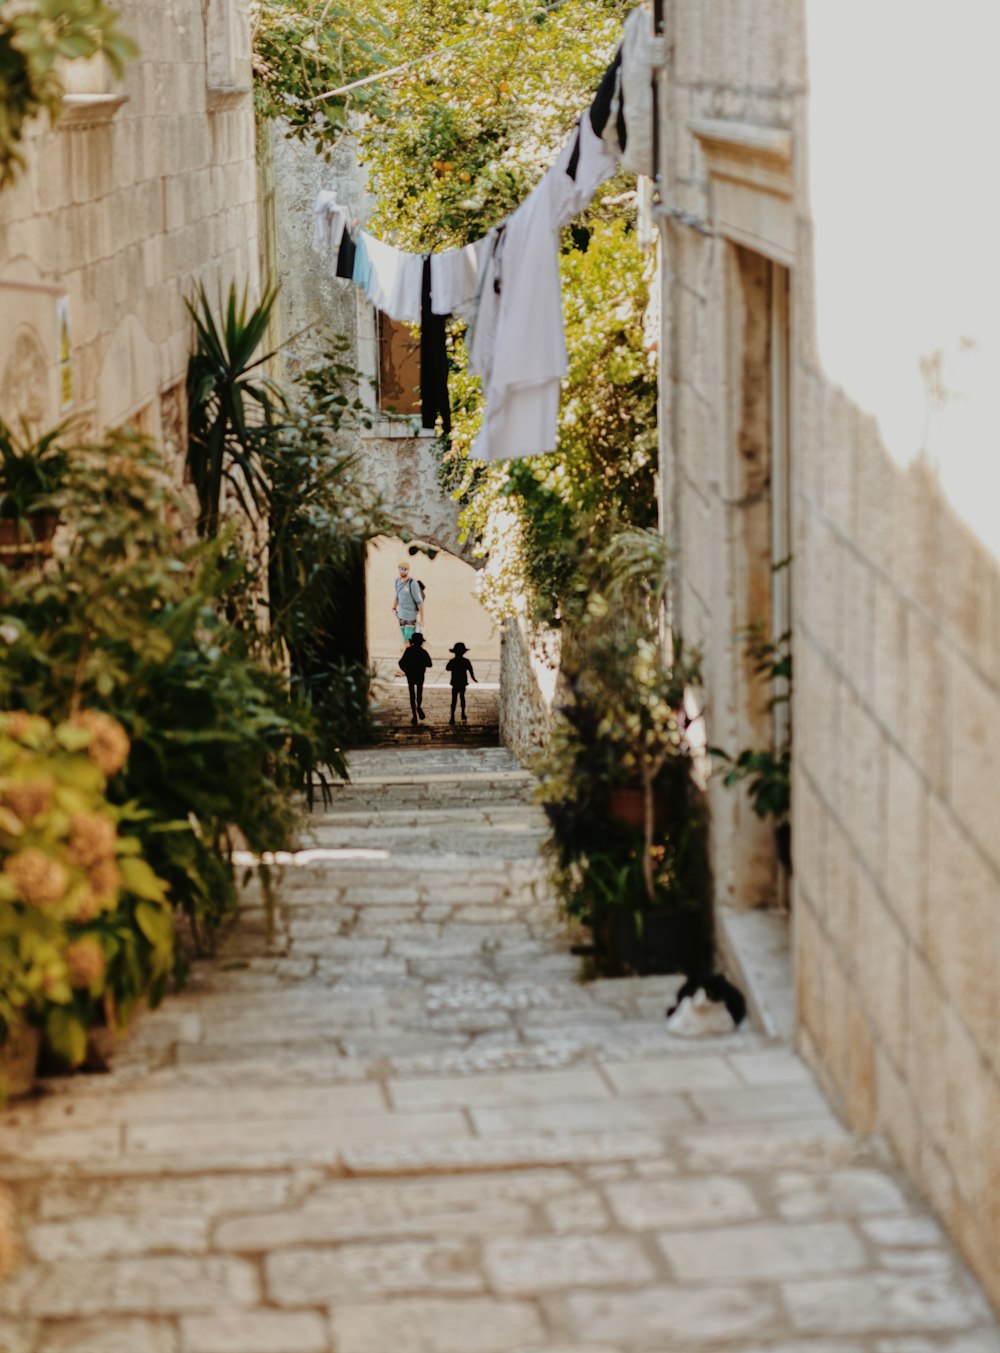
0,0,138,188
251,0,395,154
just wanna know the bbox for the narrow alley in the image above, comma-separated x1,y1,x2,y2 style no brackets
1,745,997,1353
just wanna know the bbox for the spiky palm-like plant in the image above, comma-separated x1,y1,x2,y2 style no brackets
185,283,282,538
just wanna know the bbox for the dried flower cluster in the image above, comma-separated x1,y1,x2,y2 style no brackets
69,710,131,778
3,848,69,908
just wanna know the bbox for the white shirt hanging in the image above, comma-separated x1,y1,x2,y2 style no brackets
611,4,661,179
430,238,490,318
312,191,348,264
358,232,424,324
467,116,618,462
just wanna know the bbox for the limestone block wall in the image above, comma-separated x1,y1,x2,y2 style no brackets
499,618,562,763
0,0,260,453
659,0,1000,1314
793,384,1000,1309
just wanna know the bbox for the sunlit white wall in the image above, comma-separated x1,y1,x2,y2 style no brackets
365,535,501,661
806,1,1000,554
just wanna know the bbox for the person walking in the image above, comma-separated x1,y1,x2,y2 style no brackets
446,642,477,724
398,632,432,725
393,561,425,642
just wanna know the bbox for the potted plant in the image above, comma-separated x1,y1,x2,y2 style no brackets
0,418,69,561
537,529,714,975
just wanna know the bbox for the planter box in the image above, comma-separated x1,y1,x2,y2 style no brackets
604,906,711,976
0,513,58,567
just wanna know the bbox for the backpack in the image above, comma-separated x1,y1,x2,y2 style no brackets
416,579,426,600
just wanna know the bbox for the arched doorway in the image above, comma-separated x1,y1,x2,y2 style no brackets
365,534,501,740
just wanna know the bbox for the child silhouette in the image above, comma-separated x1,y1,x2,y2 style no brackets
398,632,432,726
445,643,477,724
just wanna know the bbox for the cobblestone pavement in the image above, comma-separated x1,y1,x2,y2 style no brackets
1,747,998,1353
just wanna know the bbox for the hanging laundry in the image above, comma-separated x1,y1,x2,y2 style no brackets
430,237,491,319
312,191,348,263
420,257,451,434
352,231,374,293
467,114,618,462
356,232,424,324
335,228,357,280
592,3,658,178
588,48,626,159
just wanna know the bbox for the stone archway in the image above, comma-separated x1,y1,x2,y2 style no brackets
359,434,478,566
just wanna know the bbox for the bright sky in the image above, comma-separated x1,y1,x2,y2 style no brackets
805,1,1000,553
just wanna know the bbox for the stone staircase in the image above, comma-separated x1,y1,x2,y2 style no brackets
369,681,500,749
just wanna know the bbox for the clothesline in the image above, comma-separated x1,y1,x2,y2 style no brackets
311,4,660,463
306,35,478,104
307,0,577,105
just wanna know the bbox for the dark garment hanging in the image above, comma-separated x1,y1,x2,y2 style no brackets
420,255,451,434
566,118,583,181
589,47,627,153
335,228,357,279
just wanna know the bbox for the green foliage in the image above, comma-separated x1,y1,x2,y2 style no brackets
186,284,397,782
358,0,634,249
0,417,69,524
0,433,307,949
534,528,711,960
252,0,394,153
0,0,138,188
186,283,283,538
710,623,792,825
454,220,658,629
0,710,172,1065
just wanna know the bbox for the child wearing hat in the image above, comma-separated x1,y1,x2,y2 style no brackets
445,643,477,724
398,632,432,725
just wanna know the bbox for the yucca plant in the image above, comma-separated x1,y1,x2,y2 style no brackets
185,282,282,537
0,418,70,525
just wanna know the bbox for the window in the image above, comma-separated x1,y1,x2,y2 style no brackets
377,314,421,417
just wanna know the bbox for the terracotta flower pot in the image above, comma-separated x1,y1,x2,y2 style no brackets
0,513,58,565
0,1022,42,1100
607,786,666,833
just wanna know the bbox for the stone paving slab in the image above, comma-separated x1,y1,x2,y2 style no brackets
2,746,999,1352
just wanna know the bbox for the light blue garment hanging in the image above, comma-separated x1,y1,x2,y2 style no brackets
352,232,373,293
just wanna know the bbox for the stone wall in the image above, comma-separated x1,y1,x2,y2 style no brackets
658,0,1000,1313
498,617,562,764
794,391,1000,1309
0,0,260,453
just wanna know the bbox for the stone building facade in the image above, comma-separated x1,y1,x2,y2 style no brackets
0,0,259,465
654,0,1000,1312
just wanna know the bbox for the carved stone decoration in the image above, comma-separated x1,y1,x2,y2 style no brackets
1,327,51,434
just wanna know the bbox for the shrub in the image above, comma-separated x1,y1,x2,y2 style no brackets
0,710,172,1066
0,432,309,950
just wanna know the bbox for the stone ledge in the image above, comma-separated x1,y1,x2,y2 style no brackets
717,904,795,1042
688,117,793,165
362,419,436,441
59,93,128,127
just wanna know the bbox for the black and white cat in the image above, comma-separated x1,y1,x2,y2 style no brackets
665,972,747,1036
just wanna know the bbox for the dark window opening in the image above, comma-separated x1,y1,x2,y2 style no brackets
377,313,420,416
